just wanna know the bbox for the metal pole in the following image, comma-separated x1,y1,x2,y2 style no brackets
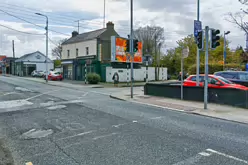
127,63,129,85
12,40,15,75
146,60,148,82
223,33,226,71
155,33,157,81
85,63,87,84
130,0,134,98
204,26,209,110
45,16,48,83
103,0,106,28
181,54,184,100
196,0,200,86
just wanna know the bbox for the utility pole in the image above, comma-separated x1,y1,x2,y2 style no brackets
103,0,106,28
154,32,157,81
130,0,134,98
75,20,80,33
204,26,209,110
12,40,15,75
196,0,200,86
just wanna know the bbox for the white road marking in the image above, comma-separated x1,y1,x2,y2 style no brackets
57,130,95,141
0,99,33,109
93,132,118,140
206,148,248,164
150,116,163,120
132,120,138,123
112,123,130,128
25,89,62,101
47,105,66,110
131,100,185,112
82,92,88,97
198,152,211,157
15,87,32,92
3,92,17,96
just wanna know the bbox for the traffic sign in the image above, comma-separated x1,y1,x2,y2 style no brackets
194,20,202,37
182,47,189,58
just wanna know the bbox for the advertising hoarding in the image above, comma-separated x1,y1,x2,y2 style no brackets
111,36,142,63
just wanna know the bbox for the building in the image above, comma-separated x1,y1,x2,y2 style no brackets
61,21,119,81
15,51,54,76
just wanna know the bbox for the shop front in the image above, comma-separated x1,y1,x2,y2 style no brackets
61,60,74,80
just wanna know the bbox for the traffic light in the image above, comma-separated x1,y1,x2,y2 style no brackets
196,30,203,50
210,29,220,49
133,39,139,52
125,39,130,52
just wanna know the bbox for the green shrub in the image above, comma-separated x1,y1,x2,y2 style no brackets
188,63,245,75
87,73,101,84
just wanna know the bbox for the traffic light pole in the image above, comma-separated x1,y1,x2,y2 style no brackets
130,0,134,98
204,26,209,110
196,0,200,86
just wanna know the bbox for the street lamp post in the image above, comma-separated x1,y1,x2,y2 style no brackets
35,13,48,83
223,31,230,71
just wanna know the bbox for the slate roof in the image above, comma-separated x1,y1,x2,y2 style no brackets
15,51,53,62
62,28,107,45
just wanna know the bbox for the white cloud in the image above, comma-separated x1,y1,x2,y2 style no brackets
0,0,247,58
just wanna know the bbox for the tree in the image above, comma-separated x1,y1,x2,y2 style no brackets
226,0,248,33
133,25,165,80
52,38,67,59
160,34,231,76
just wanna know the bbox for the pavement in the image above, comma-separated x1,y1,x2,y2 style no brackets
110,89,248,125
0,76,248,165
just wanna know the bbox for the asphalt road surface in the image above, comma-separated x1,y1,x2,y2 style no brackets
0,76,248,165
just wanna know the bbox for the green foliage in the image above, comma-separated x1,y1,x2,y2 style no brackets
188,63,245,74
87,73,101,84
54,60,61,68
160,34,236,75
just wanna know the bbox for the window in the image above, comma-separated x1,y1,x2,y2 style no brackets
208,77,218,84
76,48,79,57
239,72,248,80
221,72,238,79
67,50,70,57
86,47,89,55
189,76,204,82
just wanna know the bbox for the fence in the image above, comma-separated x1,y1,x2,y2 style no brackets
144,83,248,109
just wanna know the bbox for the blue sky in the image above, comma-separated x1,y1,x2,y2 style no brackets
0,0,247,58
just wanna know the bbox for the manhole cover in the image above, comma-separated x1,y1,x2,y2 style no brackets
21,129,53,139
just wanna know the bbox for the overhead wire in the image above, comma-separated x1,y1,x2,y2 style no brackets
0,23,44,35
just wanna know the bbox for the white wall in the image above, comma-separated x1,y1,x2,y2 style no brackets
106,66,167,82
62,39,97,59
23,62,54,71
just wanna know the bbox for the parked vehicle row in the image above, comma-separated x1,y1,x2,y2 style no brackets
31,70,63,81
184,74,248,90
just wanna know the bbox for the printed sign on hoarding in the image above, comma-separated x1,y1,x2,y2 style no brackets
111,36,142,63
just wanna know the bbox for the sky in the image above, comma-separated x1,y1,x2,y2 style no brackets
0,0,247,59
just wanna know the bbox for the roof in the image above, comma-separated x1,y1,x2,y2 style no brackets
62,28,107,45
15,51,53,63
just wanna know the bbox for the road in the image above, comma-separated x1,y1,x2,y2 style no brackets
0,76,248,165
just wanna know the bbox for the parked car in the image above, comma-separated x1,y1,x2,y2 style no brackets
184,74,248,90
31,70,40,77
214,71,248,87
44,71,63,81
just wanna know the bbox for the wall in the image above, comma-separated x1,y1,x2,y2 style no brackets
106,66,167,82
23,62,54,71
62,39,97,59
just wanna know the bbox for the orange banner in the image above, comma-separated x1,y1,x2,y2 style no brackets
114,37,142,63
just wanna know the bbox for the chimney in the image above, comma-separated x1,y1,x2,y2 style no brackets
72,31,79,37
106,21,114,29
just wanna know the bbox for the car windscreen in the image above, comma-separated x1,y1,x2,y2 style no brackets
239,72,248,81
215,76,233,84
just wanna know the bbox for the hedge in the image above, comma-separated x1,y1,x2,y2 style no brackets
87,73,101,84
188,63,245,74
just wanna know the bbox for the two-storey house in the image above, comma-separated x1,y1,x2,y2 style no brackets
61,21,119,81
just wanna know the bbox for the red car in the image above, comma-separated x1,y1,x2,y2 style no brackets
184,74,248,90
47,71,63,81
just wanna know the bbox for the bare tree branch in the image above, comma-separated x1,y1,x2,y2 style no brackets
226,12,248,33
52,38,67,59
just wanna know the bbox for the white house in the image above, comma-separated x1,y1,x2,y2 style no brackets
15,51,54,76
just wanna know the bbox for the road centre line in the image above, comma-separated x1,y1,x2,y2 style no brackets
92,132,118,140
57,130,95,141
206,148,248,164
25,89,63,101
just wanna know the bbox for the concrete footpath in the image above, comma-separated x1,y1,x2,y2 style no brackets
110,90,248,125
